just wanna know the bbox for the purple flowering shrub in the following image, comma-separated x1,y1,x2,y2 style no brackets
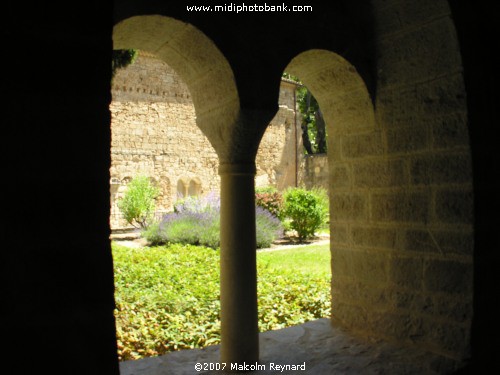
255,206,284,248
174,192,220,214
142,192,283,249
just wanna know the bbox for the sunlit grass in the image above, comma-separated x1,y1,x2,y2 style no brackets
257,244,330,275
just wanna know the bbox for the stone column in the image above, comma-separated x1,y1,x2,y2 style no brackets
219,163,259,364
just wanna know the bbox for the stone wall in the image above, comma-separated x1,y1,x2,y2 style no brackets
327,1,474,363
110,52,300,228
301,154,329,190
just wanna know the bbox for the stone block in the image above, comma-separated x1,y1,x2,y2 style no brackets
371,191,430,223
370,311,424,341
420,320,470,356
431,112,469,149
371,2,405,36
377,19,462,88
352,159,406,188
396,1,450,28
389,292,472,324
331,224,348,246
434,188,474,224
334,280,390,307
351,225,398,250
372,0,450,36
331,302,368,329
327,135,342,162
403,228,473,256
329,164,350,189
387,290,427,311
423,259,473,295
341,131,384,159
377,75,466,128
325,88,376,132
386,126,429,154
433,296,473,324
332,248,388,283
331,248,354,278
389,256,424,289
410,153,471,185
330,193,368,221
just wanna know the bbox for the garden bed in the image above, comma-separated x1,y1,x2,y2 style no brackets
112,242,331,360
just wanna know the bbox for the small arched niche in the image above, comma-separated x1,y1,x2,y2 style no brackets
177,178,189,199
188,178,202,197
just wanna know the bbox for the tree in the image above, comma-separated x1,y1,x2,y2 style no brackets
117,176,159,228
283,72,328,154
296,85,327,154
111,49,138,78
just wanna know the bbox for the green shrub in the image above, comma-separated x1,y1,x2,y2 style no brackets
282,187,328,241
117,176,159,228
141,222,163,246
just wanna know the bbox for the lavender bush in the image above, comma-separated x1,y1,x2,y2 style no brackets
142,193,283,249
256,206,284,248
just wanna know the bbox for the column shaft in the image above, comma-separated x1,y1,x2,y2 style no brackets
219,163,259,364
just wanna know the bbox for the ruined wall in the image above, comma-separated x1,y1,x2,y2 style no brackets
110,52,300,227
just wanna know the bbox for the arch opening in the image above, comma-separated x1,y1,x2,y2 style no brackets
283,48,376,330
110,15,235,361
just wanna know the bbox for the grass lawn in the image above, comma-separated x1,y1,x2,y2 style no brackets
112,242,331,360
258,244,330,275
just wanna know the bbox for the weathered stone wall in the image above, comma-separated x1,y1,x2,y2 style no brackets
110,52,300,227
256,80,300,190
302,154,329,190
328,0,474,364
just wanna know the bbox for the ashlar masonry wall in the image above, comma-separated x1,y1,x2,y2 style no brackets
110,52,300,228
327,1,474,363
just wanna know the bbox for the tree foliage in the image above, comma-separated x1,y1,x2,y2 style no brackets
297,86,327,154
283,72,327,154
112,49,138,78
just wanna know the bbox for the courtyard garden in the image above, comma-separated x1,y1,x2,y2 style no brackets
113,181,331,361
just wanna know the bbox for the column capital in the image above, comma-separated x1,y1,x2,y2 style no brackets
218,163,256,176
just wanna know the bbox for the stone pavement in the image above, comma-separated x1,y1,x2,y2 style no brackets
119,319,459,375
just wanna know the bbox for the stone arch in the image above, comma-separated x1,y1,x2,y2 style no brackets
113,15,239,156
286,50,376,136
285,46,474,361
284,47,376,326
188,177,202,197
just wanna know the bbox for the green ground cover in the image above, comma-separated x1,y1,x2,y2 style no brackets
112,242,330,360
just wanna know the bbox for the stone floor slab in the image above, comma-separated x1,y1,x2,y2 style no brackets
119,318,458,374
